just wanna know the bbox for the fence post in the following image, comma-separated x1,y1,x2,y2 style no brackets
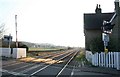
101,52,104,67
92,54,94,65
96,52,98,66
111,52,114,68
94,53,96,66
108,52,111,68
114,52,117,68
98,53,101,66
106,53,109,67
91,51,119,70
103,52,105,67
116,52,120,70
94,53,97,66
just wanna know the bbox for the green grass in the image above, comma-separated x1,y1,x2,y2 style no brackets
75,51,92,66
28,48,62,52
27,48,65,57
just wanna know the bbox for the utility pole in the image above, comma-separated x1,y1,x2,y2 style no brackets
8,34,12,48
15,15,18,48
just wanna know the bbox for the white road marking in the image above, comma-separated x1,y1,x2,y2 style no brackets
3,62,23,68
20,64,43,73
30,64,51,75
71,62,76,77
2,60,17,65
2,69,27,76
13,52,67,72
71,71,74,76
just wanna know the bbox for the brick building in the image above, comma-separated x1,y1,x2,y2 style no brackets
84,0,120,51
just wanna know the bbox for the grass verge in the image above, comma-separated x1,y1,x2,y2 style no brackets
75,51,92,66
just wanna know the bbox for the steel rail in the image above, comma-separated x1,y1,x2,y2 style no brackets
19,50,75,73
55,50,79,77
30,50,76,76
2,50,68,68
12,50,73,71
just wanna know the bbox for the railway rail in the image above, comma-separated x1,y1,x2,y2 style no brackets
2,50,68,67
2,49,80,77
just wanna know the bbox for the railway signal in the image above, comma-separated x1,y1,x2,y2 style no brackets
3,34,12,48
102,21,115,34
101,13,116,53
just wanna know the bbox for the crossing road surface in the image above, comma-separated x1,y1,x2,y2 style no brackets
1,48,113,77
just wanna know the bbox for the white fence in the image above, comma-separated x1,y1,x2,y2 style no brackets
86,51,120,70
0,48,11,57
0,48,26,58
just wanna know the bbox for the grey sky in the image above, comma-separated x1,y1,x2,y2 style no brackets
0,0,115,47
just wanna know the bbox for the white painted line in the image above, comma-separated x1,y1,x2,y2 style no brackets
71,71,74,76
71,62,76,77
2,60,17,65
30,64,50,75
13,51,71,73
2,69,27,76
20,64,43,73
13,52,67,72
3,62,23,68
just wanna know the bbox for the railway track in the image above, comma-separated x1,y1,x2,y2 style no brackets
30,50,78,76
55,50,78,77
2,50,68,67
2,49,80,77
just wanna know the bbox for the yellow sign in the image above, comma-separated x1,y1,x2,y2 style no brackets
105,48,108,53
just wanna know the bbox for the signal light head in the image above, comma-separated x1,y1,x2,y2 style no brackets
102,20,115,33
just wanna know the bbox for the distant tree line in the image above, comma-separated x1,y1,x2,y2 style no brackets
2,41,29,51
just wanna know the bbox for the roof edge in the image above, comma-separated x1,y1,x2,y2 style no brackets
84,12,115,15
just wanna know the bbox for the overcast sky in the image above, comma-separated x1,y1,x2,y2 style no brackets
0,0,115,47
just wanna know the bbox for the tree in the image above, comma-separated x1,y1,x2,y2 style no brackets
0,23,5,39
18,42,29,51
108,37,117,51
89,36,104,53
0,23,5,47
89,36,117,53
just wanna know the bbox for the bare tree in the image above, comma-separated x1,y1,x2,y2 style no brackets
0,23,5,47
0,23,5,39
